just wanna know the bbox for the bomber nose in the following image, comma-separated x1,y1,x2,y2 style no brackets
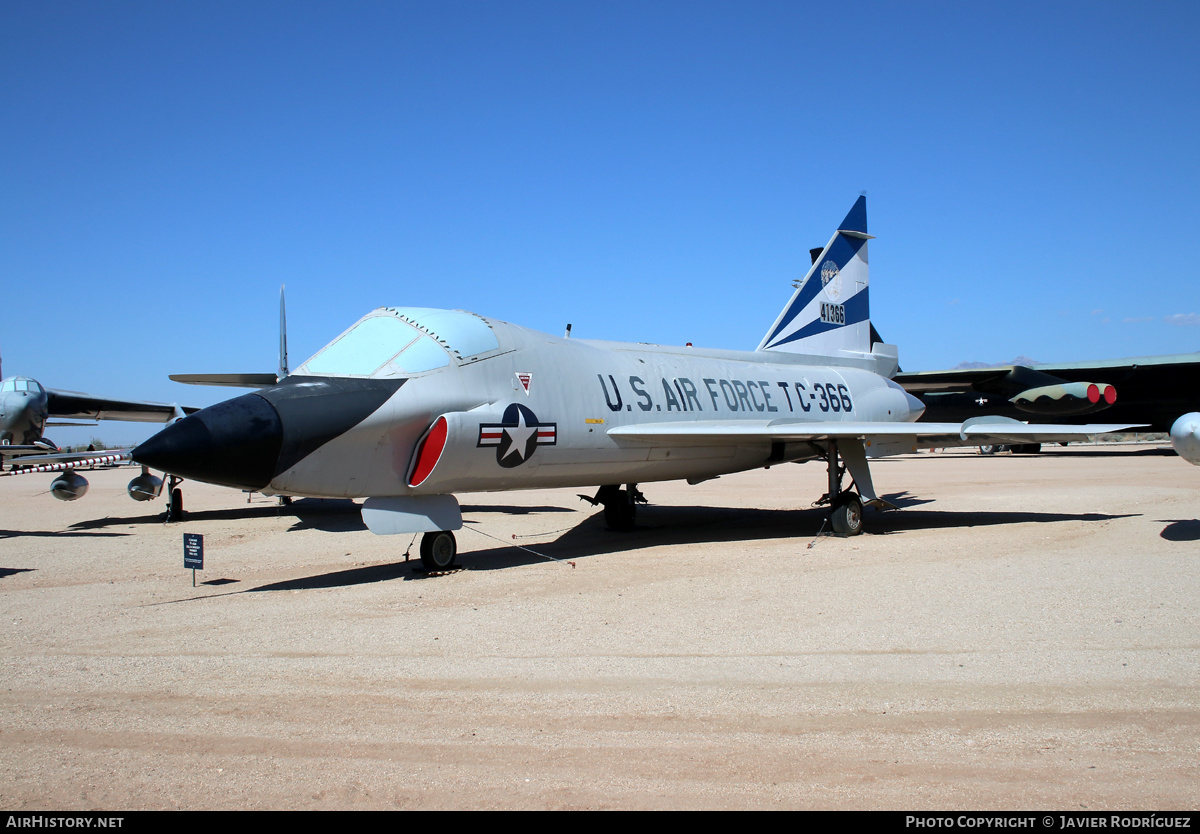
133,393,284,490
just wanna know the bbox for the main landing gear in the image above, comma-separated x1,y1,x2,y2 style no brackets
816,441,866,537
580,484,646,531
419,530,458,571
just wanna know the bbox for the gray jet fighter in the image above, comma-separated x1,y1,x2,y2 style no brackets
133,197,1140,570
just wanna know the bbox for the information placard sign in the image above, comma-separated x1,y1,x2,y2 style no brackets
184,533,203,570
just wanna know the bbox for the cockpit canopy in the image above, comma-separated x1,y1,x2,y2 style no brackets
0,377,45,394
296,308,500,377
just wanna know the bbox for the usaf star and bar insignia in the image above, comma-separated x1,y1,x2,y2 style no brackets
477,403,556,468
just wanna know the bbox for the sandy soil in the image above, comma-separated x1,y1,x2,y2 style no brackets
1,445,1198,810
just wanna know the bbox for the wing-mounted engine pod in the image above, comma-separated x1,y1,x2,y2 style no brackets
128,469,164,501
50,471,88,501
1011,382,1116,416
1170,412,1200,465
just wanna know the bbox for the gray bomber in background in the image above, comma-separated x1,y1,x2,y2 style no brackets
0,366,197,502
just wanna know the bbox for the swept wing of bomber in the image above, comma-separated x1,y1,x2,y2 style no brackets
131,198,1141,570
896,354,1200,433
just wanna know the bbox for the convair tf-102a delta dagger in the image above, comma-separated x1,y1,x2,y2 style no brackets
132,197,1139,571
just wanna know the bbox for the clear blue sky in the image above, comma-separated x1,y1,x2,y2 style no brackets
3,1,1198,446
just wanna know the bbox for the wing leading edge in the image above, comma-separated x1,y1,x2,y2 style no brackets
607,417,1143,450
45,390,197,423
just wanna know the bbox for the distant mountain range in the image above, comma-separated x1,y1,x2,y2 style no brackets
953,356,1041,369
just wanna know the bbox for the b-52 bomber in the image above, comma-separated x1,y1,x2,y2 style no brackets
0,359,196,501
133,197,1138,571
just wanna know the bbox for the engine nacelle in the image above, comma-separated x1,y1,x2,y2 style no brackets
1170,413,1200,466
128,472,164,501
50,471,89,501
1011,382,1116,416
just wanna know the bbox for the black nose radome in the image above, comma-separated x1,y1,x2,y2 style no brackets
133,393,283,490
133,377,406,491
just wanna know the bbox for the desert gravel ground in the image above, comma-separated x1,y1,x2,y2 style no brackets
1,445,1198,810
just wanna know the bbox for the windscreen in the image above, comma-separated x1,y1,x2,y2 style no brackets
301,314,450,376
389,308,499,358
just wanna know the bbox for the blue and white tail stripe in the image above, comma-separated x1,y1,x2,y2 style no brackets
757,196,874,358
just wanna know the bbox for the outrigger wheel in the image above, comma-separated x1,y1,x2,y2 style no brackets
419,531,458,571
829,493,864,537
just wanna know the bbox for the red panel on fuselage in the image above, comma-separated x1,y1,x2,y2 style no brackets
408,417,448,487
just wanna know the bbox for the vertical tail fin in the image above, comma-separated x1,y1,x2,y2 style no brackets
758,196,874,359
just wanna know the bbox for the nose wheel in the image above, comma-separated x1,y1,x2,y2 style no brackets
419,530,458,571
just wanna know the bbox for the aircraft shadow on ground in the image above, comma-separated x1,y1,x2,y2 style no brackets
460,504,578,515
154,560,420,602
145,497,1146,599
248,561,415,591
449,503,1140,572
1158,519,1200,542
229,500,1141,589
275,500,576,533
987,447,1174,458
877,491,934,509
1,527,131,539
59,498,361,532
62,498,578,535
67,505,293,530
141,495,1140,597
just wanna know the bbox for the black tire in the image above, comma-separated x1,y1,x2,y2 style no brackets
1015,443,1042,454
419,531,457,571
978,445,998,455
604,490,636,531
830,494,864,537
167,488,184,522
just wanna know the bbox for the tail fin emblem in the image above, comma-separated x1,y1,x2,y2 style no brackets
820,260,842,300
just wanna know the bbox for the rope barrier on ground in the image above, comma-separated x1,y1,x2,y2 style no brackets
462,521,575,567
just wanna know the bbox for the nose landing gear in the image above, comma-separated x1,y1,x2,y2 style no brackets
419,530,458,571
